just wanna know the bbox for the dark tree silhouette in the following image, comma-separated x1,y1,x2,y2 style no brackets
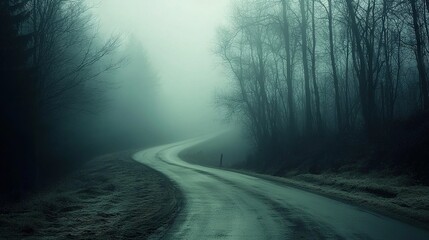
1,0,121,200
0,0,35,199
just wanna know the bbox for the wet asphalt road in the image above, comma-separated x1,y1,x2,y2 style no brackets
133,136,429,240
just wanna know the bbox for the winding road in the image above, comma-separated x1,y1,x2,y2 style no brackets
133,136,429,240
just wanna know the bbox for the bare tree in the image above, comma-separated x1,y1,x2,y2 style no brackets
409,0,429,109
217,0,429,168
281,0,297,137
345,0,379,134
299,0,313,134
311,0,323,134
29,0,121,116
325,0,343,132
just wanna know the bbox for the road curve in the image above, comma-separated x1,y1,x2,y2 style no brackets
133,136,429,240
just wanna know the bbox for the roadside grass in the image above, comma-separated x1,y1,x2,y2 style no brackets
209,168,429,230
250,171,429,227
0,151,182,240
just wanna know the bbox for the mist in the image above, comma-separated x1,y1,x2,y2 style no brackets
2,0,429,239
92,0,232,138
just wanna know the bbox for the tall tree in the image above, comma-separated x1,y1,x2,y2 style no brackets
345,0,378,134
327,0,343,132
281,0,297,137
299,0,313,134
311,0,323,134
409,0,429,109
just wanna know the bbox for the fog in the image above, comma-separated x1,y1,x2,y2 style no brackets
92,0,232,137
3,0,429,238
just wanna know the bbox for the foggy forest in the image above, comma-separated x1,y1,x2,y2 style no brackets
1,0,429,239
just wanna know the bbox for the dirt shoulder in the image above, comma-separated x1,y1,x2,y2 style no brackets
0,151,182,240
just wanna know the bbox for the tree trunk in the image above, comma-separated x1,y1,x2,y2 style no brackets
311,0,323,134
345,0,376,134
299,0,313,134
345,28,351,130
281,0,297,137
328,0,343,132
410,0,429,110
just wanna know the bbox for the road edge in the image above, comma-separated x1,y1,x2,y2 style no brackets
131,149,185,240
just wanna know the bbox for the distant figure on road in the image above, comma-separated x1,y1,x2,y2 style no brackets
219,153,223,168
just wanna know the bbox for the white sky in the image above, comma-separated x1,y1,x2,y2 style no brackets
92,0,232,136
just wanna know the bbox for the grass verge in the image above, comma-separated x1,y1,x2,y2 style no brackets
231,169,429,230
0,151,182,240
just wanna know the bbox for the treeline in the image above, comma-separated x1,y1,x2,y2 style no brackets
0,0,160,200
217,0,429,174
